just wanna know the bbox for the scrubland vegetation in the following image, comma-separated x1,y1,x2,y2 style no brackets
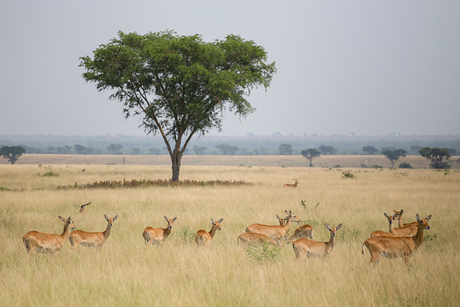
1,161,459,306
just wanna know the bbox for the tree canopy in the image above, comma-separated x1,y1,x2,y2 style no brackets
0,146,26,164
80,30,276,180
419,147,451,169
381,149,407,168
301,148,321,167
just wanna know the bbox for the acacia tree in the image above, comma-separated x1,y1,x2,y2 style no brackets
301,148,321,167
80,31,276,181
381,149,407,168
0,146,26,164
419,147,451,169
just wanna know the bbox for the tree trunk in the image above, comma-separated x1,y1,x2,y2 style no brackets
309,158,313,167
171,151,182,181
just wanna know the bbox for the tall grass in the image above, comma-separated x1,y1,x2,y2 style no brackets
0,164,459,306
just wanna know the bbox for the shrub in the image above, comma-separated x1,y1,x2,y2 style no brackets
179,226,195,243
399,162,413,169
342,171,355,178
245,243,281,264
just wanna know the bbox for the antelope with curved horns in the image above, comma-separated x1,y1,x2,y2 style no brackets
290,223,342,261
69,214,118,252
283,179,299,188
23,216,76,257
195,218,223,248
362,214,432,266
143,216,177,246
246,210,299,243
79,202,91,214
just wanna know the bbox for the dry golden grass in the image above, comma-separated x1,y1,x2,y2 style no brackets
0,162,459,306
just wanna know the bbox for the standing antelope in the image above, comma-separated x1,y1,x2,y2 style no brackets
245,210,299,243
79,202,91,214
23,216,76,256
288,224,315,240
283,179,299,188
69,214,118,252
370,213,402,237
362,214,432,266
237,233,282,247
393,210,418,236
195,218,223,248
393,209,417,227
143,216,177,246
290,223,342,261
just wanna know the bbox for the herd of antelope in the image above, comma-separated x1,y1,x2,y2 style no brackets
22,202,432,266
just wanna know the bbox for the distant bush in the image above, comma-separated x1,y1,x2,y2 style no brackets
399,162,413,169
40,171,59,177
372,165,383,169
342,171,355,178
245,243,281,264
179,226,195,243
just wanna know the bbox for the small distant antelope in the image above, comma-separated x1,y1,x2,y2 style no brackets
362,214,431,266
79,202,91,214
246,210,299,243
23,216,76,257
288,224,315,241
195,218,223,248
69,214,118,252
237,233,282,248
290,223,342,261
283,179,299,188
143,216,177,246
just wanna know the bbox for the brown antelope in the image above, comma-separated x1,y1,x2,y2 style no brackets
362,214,432,266
283,179,299,188
23,216,76,256
394,209,418,230
370,213,402,238
245,210,299,243
237,233,282,247
195,218,223,248
79,202,91,214
142,216,177,246
69,214,118,252
246,213,300,233
290,223,342,261
288,224,315,240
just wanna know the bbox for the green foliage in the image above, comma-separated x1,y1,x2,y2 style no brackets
245,243,281,264
0,146,26,164
372,165,383,169
215,144,239,155
301,148,321,167
399,162,413,169
382,149,407,168
179,226,195,243
342,171,355,178
80,30,276,181
419,147,451,169
40,171,59,177
362,146,378,155
319,145,337,155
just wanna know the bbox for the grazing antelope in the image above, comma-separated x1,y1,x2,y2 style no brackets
23,216,76,257
283,179,299,188
79,202,91,214
290,223,342,261
195,218,223,248
246,210,299,243
288,224,315,240
362,214,432,266
143,216,177,247
237,233,282,247
69,214,118,252
370,213,402,238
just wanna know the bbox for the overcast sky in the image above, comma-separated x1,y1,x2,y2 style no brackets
1,1,459,137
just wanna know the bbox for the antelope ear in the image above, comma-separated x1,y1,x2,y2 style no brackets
59,216,65,222
324,223,331,230
426,215,432,221
285,210,289,215
173,217,177,221
384,213,389,218
400,209,404,214
104,214,109,221
218,218,223,223
393,210,398,213
416,214,420,222
276,215,281,220
164,216,168,221
211,218,214,224
113,215,118,221
336,223,342,230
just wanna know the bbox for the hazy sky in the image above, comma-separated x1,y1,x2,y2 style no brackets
1,1,459,137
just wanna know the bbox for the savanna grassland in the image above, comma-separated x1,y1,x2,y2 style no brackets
1,158,459,306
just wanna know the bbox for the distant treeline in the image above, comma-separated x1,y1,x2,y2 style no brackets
1,134,459,156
